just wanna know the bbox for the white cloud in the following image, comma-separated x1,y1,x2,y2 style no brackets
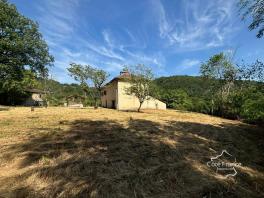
102,30,115,48
153,0,237,51
175,59,201,74
37,0,79,42
181,59,200,68
34,0,232,82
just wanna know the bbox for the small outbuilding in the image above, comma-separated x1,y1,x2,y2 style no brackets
23,89,47,106
65,95,84,108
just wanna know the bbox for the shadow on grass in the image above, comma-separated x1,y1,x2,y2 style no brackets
1,118,264,197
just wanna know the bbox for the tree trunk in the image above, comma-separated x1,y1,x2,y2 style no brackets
138,102,143,112
94,98,98,109
211,98,214,115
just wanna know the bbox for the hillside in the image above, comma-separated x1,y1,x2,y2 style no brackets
0,107,263,197
154,75,211,98
154,75,264,124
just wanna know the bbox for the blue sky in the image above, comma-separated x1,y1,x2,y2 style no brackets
10,0,264,83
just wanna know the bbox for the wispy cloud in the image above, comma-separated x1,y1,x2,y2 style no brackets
181,59,200,68
153,0,237,51
174,58,201,74
28,0,243,82
37,0,79,42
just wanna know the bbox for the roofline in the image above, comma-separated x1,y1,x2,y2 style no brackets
26,89,47,94
104,76,131,87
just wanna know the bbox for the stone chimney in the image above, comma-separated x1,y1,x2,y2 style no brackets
120,68,130,76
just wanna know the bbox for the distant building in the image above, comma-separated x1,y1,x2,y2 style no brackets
101,70,166,110
65,95,84,108
23,89,46,106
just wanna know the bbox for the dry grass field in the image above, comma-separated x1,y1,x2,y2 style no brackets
0,107,263,197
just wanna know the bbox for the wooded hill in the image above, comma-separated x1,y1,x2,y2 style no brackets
154,75,264,124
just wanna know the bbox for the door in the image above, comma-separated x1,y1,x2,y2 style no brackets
111,100,116,109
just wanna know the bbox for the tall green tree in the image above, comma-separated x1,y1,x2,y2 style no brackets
0,0,54,105
125,64,154,112
200,52,237,115
239,0,264,38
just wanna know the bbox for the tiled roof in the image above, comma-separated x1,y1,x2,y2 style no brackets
105,72,131,86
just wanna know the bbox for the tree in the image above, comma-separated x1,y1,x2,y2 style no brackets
0,0,54,105
86,67,109,108
68,63,109,108
236,60,264,123
125,64,154,112
239,0,264,38
67,63,90,97
158,89,192,110
241,91,264,124
200,52,237,115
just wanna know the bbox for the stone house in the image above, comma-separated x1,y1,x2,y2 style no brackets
23,89,46,106
101,70,166,110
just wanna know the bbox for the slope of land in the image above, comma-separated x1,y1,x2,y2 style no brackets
154,75,210,97
0,107,263,197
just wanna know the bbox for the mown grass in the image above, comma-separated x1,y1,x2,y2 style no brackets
0,107,263,197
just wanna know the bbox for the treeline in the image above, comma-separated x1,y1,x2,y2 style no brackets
154,76,214,113
155,76,264,122
37,78,102,107
154,54,264,125
37,79,84,106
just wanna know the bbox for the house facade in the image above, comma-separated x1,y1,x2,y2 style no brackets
101,71,166,110
23,89,46,106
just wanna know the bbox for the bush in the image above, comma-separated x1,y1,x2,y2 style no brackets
191,98,211,114
241,94,264,124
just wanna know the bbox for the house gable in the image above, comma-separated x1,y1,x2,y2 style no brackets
101,70,166,110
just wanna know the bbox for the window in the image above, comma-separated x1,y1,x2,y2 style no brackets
104,90,107,95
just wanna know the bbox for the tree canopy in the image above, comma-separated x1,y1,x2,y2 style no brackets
125,64,154,112
67,63,109,108
0,0,54,104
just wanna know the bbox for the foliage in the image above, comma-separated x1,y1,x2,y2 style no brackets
67,63,109,107
125,65,154,112
200,53,237,81
157,89,192,110
241,93,264,124
67,63,90,97
155,56,264,124
86,66,109,108
200,52,238,116
238,60,264,82
0,0,54,105
239,0,264,38
37,78,85,106
154,75,214,98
